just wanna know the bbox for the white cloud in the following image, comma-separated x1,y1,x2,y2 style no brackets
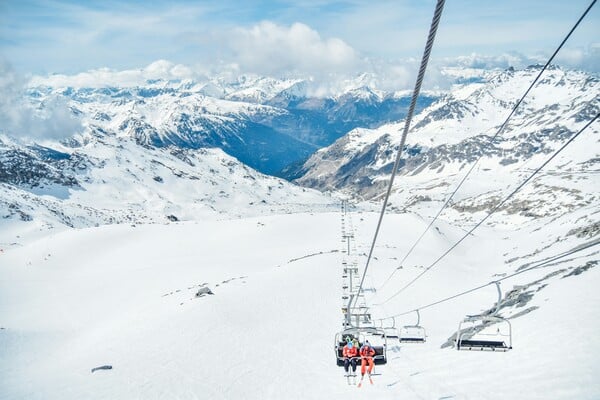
20,19,599,99
225,22,362,77
555,43,600,71
435,46,600,73
0,61,82,141
442,52,545,70
29,60,198,88
25,23,378,95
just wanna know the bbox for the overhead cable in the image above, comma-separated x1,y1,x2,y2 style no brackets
378,112,599,305
377,0,598,291
352,0,446,308
377,236,600,321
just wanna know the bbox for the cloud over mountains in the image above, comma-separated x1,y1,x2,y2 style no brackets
226,22,360,77
0,62,82,141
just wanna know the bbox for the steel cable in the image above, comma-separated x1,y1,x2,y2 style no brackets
377,0,598,292
378,112,599,305
352,0,446,309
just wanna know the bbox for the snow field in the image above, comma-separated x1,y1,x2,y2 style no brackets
1,210,598,399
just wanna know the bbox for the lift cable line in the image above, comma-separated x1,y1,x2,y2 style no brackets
376,236,600,322
377,0,598,292
352,0,446,309
378,112,599,305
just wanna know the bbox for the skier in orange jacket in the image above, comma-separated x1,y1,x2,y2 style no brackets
342,340,358,375
359,340,375,376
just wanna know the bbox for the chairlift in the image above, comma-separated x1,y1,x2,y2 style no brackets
399,309,427,343
456,282,512,352
344,266,359,275
342,294,374,328
377,317,399,339
334,327,387,366
343,306,373,328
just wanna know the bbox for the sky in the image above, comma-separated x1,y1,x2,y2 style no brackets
0,0,598,82
0,0,597,141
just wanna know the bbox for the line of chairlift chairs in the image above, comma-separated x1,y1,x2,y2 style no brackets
335,266,513,366
335,260,389,367
336,209,390,367
334,203,512,370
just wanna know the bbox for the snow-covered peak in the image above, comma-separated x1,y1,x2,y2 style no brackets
0,127,337,246
295,66,599,212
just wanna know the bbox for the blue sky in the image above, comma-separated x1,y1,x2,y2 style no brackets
1,0,598,78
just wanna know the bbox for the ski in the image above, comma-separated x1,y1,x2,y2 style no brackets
357,373,373,387
357,374,364,388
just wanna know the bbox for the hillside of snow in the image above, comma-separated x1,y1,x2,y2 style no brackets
0,207,598,399
295,66,599,211
0,131,336,249
1,64,599,399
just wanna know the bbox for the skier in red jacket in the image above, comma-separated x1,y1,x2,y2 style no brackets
359,340,375,376
342,340,358,375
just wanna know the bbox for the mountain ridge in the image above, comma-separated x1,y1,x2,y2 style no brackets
293,66,599,221
24,73,438,176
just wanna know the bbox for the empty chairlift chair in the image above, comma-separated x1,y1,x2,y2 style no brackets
399,309,427,343
376,317,399,339
343,305,373,328
456,282,513,352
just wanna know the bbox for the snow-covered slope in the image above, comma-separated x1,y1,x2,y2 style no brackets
295,66,599,215
1,65,599,400
0,131,335,248
0,208,597,399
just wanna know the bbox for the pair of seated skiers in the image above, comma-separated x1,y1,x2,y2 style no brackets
342,338,376,376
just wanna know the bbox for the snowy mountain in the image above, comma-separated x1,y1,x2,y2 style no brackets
294,66,599,220
0,130,336,248
26,74,437,176
0,70,434,245
1,65,599,400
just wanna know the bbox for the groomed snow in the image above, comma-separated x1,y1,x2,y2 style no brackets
1,210,598,399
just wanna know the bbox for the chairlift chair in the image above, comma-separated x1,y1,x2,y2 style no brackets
456,315,512,351
334,327,388,366
378,317,399,339
343,266,359,274
455,282,513,352
399,309,427,343
342,295,374,328
345,307,373,327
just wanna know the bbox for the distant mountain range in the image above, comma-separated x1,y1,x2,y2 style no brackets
294,65,599,222
1,65,597,244
26,74,437,177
